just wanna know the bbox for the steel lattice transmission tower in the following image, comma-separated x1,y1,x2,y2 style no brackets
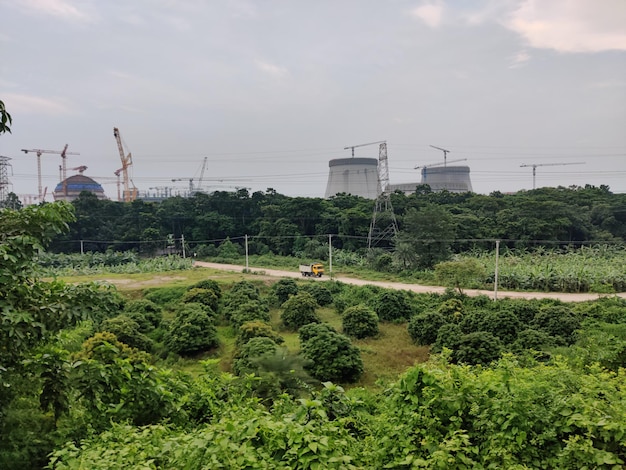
0,156,12,206
368,142,398,249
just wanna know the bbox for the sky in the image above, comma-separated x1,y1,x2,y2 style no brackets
1,0,625,202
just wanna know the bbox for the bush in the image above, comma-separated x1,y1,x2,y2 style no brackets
143,286,186,306
453,331,503,366
298,323,337,343
300,283,334,306
280,292,320,330
432,323,463,353
223,281,266,321
478,309,522,344
236,321,284,348
437,298,465,323
532,305,581,345
375,290,413,322
188,279,222,300
232,337,279,376
124,299,163,332
408,311,447,345
270,278,299,306
300,329,363,383
511,328,556,353
181,288,219,313
99,315,153,352
342,304,379,339
165,303,218,355
230,301,271,329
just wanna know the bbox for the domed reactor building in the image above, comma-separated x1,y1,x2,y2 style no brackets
324,157,380,199
53,168,108,202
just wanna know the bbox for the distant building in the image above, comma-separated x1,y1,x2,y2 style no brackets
53,174,108,202
390,165,473,194
325,157,379,199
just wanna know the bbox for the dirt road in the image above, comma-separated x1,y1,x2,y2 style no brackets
193,261,626,303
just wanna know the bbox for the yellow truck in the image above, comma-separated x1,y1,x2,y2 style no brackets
299,263,324,277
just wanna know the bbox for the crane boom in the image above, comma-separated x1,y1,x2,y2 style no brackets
520,162,585,189
415,158,467,169
22,146,79,201
113,127,137,202
344,140,386,157
429,145,451,166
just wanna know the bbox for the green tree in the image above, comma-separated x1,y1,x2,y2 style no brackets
165,303,218,355
434,258,487,294
375,290,412,322
280,292,320,330
342,304,379,339
300,328,363,383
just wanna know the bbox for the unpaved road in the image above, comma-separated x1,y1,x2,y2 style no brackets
193,261,626,303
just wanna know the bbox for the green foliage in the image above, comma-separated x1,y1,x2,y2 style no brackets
165,303,218,355
237,321,284,348
407,311,447,345
123,299,162,332
453,331,503,365
188,278,222,299
181,287,219,313
334,284,381,315
143,286,186,306
222,280,265,321
437,297,465,323
435,258,487,293
300,282,334,306
342,305,379,339
230,300,271,329
270,278,299,306
280,292,320,330
374,290,412,322
233,337,280,375
99,315,153,352
300,327,363,383
432,323,463,353
532,304,581,345
477,309,522,344
298,323,337,343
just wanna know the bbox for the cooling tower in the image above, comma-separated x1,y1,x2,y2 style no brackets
421,166,473,193
325,157,379,199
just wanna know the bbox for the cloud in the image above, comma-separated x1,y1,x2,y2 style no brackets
255,60,289,79
3,93,74,115
509,49,531,68
506,0,626,53
410,1,445,28
15,0,94,22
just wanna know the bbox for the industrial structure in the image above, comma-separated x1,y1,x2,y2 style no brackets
113,127,138,202
325,141,383,199
52,166,107,202
21,145,80,201
367,142,398,248
520,162,585,189
0,156,12,205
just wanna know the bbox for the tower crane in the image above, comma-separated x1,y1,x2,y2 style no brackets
344,140,386,157
114,168,123,202
414,158,467,170
197,156,208,192
21,145,80,201
520,162,585,189
113,127,138,202
429,145,451,166
172,178,194,193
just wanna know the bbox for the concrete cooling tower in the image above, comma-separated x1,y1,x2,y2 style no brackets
325,157,379,199
421,166,473,193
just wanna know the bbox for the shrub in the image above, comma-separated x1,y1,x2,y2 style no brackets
280,292,320,330
408,311,447,345
237,321,284,348
188,279,222,299
300,329,363,383
181,288,219,313
124,299,162,332
437,298,464,324
99,315,153,352
298,323,337,343
511,328,556,353
479,309,522,344
342,304,379,339
230,301,271,329
223,281,266,321
432,323,463,353
143,286,186,306
165,303,218,355
375,290,413,322
232,337,279,376
532,305,581,345
300,283,334,306
270,278,299,306
453,331,503,366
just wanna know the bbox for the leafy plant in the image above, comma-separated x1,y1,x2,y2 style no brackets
375,290,412,322
407,311,447,345
280,292,320,330
300,328,363,383
165,303,218,355
342,304,379,339
453,331,503,365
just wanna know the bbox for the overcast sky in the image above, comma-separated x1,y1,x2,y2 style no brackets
1,0,625,202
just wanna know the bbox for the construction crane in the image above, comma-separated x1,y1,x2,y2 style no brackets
69,165,87,174
415,158,467,170
429,145,451,166
21,145,80,201
520,162,585,189
197,157,208,192
344,140,386,157
172,178,195,193
113,127,138,202
114,168,123,202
